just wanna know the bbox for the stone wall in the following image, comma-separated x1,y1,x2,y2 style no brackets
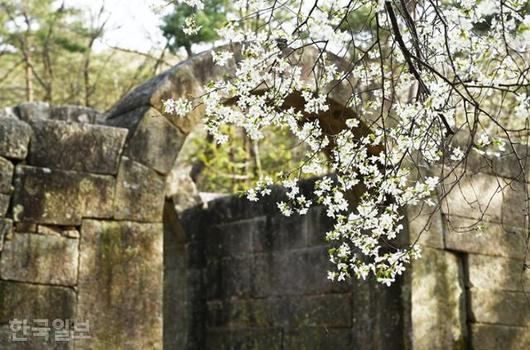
407,148,530,349
0,102,164,349
172,180,408,349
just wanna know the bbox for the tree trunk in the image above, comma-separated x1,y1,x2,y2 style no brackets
185,44,193,58
24,58,33,102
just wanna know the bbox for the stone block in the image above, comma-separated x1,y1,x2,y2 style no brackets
466,254,529,292
12,166,115,225
440,171,503,223
14,102,50,122
219,256,252,298
50,105,101,124
0,232,78,286
27,119,127,174
284,327,354,350
0,325,72,350
444,215,526,259
287,294,351,328
501,179,527,228
205,328,282,350
76,219,163,349
0,281,75,323
115,107,186,174
0,116,32,160
441,170,528,228
14,222,36,233
471,324,530,350
411,247,467,349
305,205,335,246
114,157,166,222
264,213,308,251
166,164,202,213
468,288,529,326
209,217,265,257
252,246,348,297
406,201,444,249
350,276,406,350
0,107,18,119
0,157,14,193
451,131,530,183
0,193,9,217
0,218,13,251
106,52,211,133
36,225,62,236
207,294,351,330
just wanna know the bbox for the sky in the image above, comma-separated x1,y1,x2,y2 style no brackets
64,0,173,52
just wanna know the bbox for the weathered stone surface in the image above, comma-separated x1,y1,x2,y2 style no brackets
467,254,530,292
206,328,282,350
14,222,36,233
0,116,32,160
0,193,10,217
284,328,353,350
114,157,166,221
105,51,212,126
471,324,530,350
36,225,62,236
12,165,115,225
468,288,529,326
450,130,530,183
76,219,163,349
209,217,266,257
252,247,348,297
411,247,467,349
0,232,78,286
166,164,202,213
501,179,528,228
0,218,13,251
0,107,18,119
0,281,75,323
0,157,14,193
27,120,127,174
266,213,309,251
305,205,335,246
35,225,79,239
441,171,528,228
207,294,351,329
440,171,503,223
0,325,72,350
14,102,51,122
444,215,526,259
406,201,445,249
110,107,185,174
50,105,102,124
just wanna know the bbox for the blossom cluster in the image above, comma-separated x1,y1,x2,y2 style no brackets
164,0,530,285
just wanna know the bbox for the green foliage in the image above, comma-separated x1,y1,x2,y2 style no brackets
0,0,180,110
160,0,228,56
182,124,327,193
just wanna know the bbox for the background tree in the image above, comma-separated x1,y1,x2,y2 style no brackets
160,0,228,58
0,0,180,109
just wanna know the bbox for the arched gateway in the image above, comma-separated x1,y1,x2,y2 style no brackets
0,47,527,349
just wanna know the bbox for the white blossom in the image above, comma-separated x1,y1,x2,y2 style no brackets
163,0,530,285
183,17,201,36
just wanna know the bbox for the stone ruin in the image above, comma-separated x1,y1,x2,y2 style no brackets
0,47,528,349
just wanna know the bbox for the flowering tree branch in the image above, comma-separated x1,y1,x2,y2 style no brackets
164,0,530,285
